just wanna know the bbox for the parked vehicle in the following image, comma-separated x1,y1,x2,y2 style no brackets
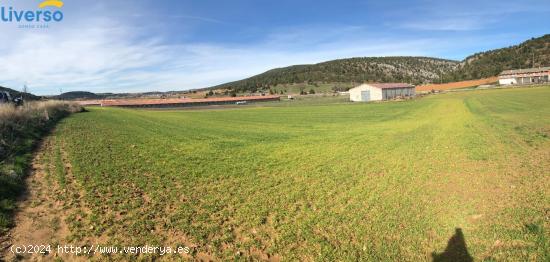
0,91,13,104
13,96,24,106
0,91,24,106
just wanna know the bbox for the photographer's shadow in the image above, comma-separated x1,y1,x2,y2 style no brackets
432,228,473,262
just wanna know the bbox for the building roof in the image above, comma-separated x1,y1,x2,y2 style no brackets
368,83,415,89
500,67,550,76
96,95,280,107
350,83,415,91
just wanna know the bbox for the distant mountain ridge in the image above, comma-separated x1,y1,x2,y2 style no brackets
53,90,187,100
209,34,550,92
211,57,459,92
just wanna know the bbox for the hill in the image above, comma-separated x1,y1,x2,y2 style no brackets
55,91,106,100
211,57,459,92
0,86,40,100
54,91,191,100
209,34,550,93
442,34,550,81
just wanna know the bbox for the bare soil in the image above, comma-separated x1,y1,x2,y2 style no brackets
1,138,77,261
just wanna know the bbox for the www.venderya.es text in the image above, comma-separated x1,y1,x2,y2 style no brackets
10,244,191,256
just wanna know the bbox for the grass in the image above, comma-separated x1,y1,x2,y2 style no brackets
41,87,549,260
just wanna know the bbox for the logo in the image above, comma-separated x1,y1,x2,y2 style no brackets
1,0,64,26
39,0,64,9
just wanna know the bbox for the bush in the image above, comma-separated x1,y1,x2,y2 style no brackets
0,100,82,232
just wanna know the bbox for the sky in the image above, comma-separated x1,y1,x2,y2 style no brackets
0,0,548,95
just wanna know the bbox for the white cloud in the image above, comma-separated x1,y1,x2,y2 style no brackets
0,21,168,94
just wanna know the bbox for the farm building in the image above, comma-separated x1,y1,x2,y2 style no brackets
88,95,280,108
498,67,550,85
349,83,415,102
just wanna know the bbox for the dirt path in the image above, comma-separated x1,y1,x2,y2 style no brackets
0,138,77,262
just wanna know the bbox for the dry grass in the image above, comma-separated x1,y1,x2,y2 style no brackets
0,100,83,164
0,100,82,123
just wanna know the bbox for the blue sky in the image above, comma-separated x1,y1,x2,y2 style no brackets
0,0,548,95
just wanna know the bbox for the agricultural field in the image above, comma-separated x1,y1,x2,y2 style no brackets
416,77,499,92
9,87,550,261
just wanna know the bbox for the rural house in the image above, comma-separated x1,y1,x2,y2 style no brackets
349,83,415,102
498,67,550,85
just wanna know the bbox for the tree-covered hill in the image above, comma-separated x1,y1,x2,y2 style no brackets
442,34,550,82
211,57,459,92
55,91,106,100
210,34,550,93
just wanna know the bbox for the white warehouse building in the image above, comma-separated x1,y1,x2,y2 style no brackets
498,67,550,85
349,83,415,102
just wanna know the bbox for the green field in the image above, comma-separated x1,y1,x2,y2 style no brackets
40,87,549,260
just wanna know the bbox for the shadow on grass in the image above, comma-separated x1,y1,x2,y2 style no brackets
432,228,473,262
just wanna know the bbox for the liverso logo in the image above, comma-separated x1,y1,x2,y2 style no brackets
1,0,64,24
